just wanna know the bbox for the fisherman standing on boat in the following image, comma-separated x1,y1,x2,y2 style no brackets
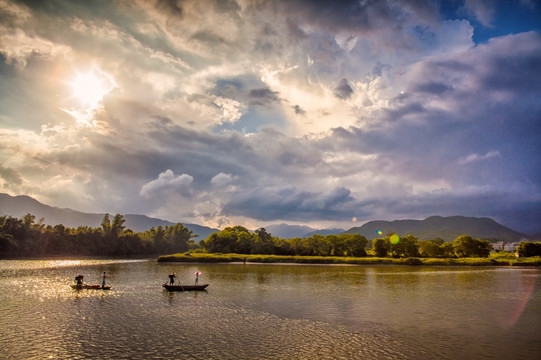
195,271,201,285
75,274,84,285
101,272,107,288
168,273,176,285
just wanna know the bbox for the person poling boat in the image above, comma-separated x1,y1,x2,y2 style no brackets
75,274,84,285
162,271,208,291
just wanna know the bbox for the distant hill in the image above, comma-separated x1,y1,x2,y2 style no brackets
344,215,527,242
1,194,532,243
264,223,345,239
302,228,346,237
265,223,315,239
0,193,218,240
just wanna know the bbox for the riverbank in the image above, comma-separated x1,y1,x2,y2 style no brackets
157,252,541,266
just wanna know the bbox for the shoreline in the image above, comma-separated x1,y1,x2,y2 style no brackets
156,253,541,266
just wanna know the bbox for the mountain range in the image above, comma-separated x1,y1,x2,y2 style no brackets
0,193,531,242
344,216,528,242
263,223,346,239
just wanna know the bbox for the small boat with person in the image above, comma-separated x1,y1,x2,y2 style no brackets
71,283,111,290
71,273,111,290
163,271,208,291
162,283,208,291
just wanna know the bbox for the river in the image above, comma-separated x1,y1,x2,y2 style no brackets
0,259,539,359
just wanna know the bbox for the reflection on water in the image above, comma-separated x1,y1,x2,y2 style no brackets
0,260,539,359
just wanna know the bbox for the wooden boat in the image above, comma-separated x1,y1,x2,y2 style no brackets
71,284,111,290
162,284,208,291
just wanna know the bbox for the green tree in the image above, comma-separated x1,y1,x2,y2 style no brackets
516,241,541,257
111,213,126,237
203,226,255,254
304,234,332,256
101,213,111,234
253,228,276,254
0,232,17,255
274,238,294,255
400,234,419,257
165,223,193,253
440,242,455,258
339,233,368,257
372,237,390,257
388,234,419,258
98,213,118,255
418,240,444,257
44,224,72,254
452,235,491,257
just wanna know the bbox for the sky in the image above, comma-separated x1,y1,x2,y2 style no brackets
0,0,540,234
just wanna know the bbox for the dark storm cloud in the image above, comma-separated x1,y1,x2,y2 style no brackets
249,88,280,106
334,78,354,100
213,78,246,99
413,82,453,95
211,76,281,105
478,34,541,93
222,186,357,222
405,32,541,99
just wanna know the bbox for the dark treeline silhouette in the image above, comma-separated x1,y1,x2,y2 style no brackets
0,213,194,257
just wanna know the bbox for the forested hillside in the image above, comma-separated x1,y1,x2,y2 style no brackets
0,193,217,238
344,216,526,242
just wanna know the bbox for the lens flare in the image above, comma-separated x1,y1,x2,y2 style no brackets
376,230,382,235
390,234,400,244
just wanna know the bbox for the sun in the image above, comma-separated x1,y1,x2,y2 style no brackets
63,67,116,125
71,72,108,106
69,67,116,107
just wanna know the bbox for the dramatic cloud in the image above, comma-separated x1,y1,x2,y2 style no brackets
334,78,354,100
140,170,194,199
1,0,540,233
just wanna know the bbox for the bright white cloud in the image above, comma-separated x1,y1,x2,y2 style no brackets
140,170,194,198
211,172,235,188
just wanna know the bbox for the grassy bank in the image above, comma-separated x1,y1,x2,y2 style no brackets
157,252,541,266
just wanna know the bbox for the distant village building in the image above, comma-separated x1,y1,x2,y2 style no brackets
491,241,521,252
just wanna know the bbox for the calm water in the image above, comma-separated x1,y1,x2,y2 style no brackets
0,260,539,359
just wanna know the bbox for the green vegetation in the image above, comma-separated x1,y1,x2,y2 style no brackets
0,213,195,257
516,241,541,257
157,251,541,266
2,213,540,267
201,226,368,257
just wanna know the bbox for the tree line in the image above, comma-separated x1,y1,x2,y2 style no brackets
201,227,496,258
201,226,368,257
0,213,194,257
1,213,540,258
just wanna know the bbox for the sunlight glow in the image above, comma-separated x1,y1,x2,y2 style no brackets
63,67,116,125
71,73,107,106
